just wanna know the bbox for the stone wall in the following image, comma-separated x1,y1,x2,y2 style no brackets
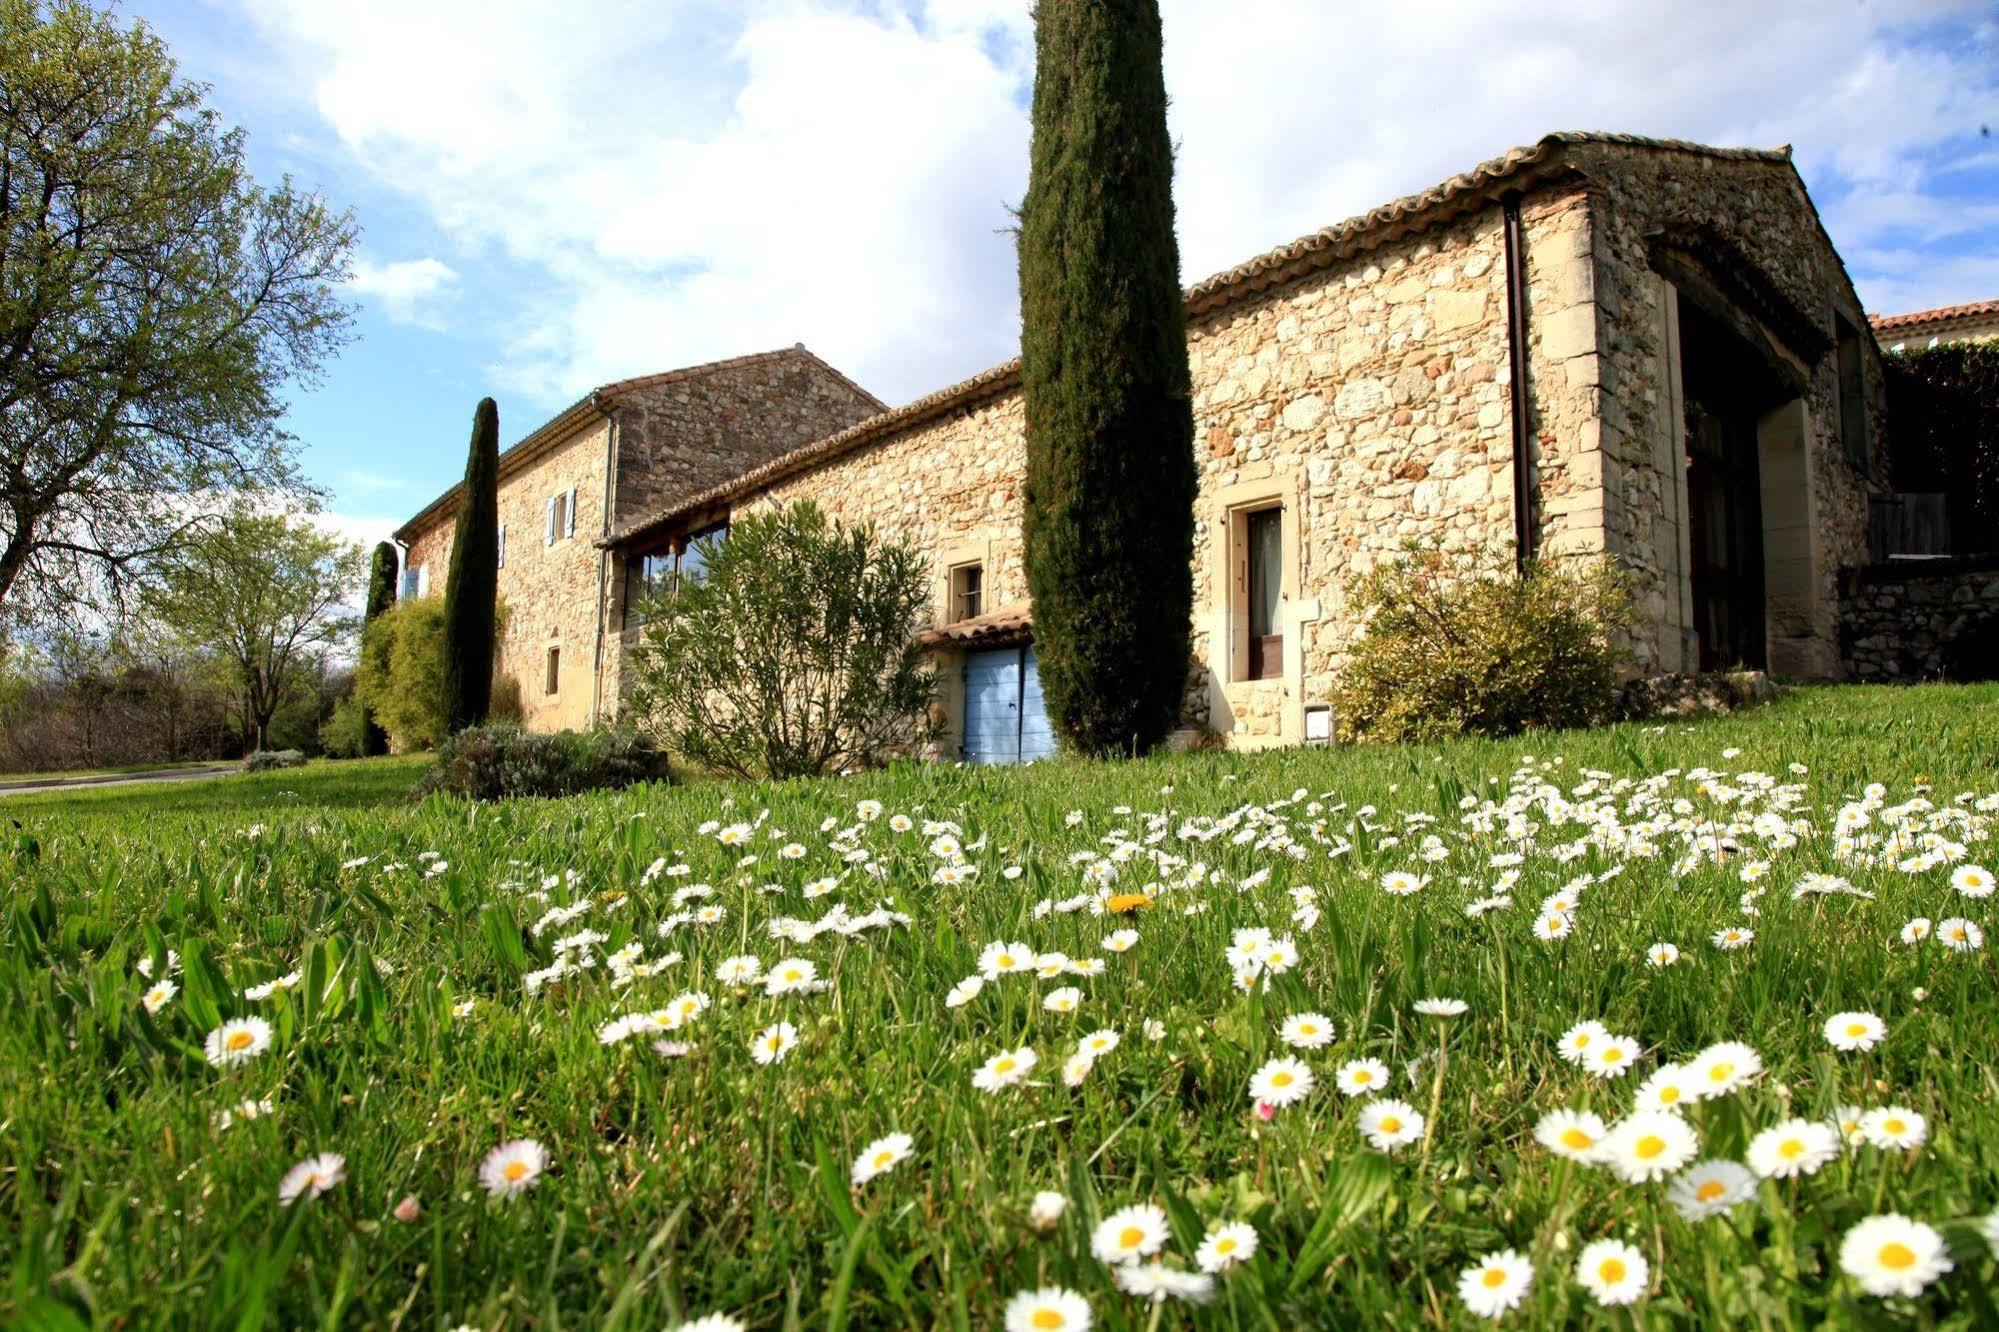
1558,143,1881,677
1843,557,1999,680
611,352,882,528
611,205,1524,750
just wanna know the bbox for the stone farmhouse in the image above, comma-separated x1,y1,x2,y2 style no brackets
396,131,1897,759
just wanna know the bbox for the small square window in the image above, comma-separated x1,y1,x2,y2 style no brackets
544,646,560,697
950,562,984,621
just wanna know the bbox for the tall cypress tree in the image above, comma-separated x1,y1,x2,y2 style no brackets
1019,0,1195,757
360,540,398,755
441,398,500,732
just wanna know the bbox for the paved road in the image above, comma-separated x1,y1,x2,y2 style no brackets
0,764,241,797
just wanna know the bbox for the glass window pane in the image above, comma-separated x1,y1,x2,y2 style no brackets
678,524,727,585
1248,509,1281,637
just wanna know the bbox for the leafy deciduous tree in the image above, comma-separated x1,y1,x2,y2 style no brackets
0,0,356,628
141,501,363,751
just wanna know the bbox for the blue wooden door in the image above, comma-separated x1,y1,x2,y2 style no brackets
964,646,1056,764
1019,647,1056,761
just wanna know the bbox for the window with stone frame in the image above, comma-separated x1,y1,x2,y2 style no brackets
1243,506,1284,681
949,561,984,622
545,486,578,545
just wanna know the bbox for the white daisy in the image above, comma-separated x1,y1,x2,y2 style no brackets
479,1139,548,1198
1194,1221,1258,1273
1746,1118,1842,1179
750,1022,799,1064
1858,1106,1928,1152
204,1017,273,1068
1042,986,1083,1014
1645,942,1680,967
1686,1042,1763,1099
1938,917,1984,952
1582,1035,1642,1080
1597,1111,1700,1183
1823,1011,1886,1052
850,1132,914,1186
1952,864,1993,898
276,1152,345,1206
1357,1098,1425,1152
1248,1056,1315,1108
1838,1214,1953,1297
1533,1109,1608,1162
1279,1012,1335,1049
972,1046,1038,1093
1666,1159,1756,1220
1574,1238,1648,1307
1335,1058,1390,1097
1557,1020,1608,1066
1090,1202,1169,1266
1002,1287,1091,1332
1456,1248,1533,1320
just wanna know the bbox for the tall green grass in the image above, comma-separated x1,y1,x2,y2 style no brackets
2,684,1996,1328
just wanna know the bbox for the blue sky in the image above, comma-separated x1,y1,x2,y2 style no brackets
126,0,1999,553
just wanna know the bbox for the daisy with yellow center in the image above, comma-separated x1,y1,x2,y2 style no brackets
478,1138,548,1199
1002,1286,1092,1332
1838,1214,1953,1297
1089,1202,1169,1265
849,1131,913,1187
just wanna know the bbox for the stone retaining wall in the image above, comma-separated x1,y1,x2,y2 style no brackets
1843,557,1999,680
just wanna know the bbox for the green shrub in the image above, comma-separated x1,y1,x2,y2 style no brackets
319,697,369,758
356,598,447,751
624,502,939,780
357,598,510,752
241,748,306,772
1331,550,1631,744
410,724,669,801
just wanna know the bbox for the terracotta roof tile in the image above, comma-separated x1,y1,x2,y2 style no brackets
916,602,1033,648
605,132,1798,549
1870,298,1999,335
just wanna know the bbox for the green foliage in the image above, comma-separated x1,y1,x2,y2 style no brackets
1884,344,1999,547
360,542,398,757
1018,0,1195,758
624,502,939,780
357,597,510,753
0,0,355,626
1332,549,1632,744
442,399,500,732
410,724,669,801
138,500,364,751
355,598,447,751
318,697,369,759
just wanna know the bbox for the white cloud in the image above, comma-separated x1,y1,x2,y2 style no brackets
347,256,460,330
235,0,1998,406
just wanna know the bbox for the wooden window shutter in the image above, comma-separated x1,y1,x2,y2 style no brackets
565,486,578,538
497,522,507,568
545,496,557,546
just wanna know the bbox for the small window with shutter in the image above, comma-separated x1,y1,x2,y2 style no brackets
497,522,507,569
546,488,579,544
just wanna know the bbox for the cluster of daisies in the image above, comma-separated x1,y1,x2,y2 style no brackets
129,756,1999,1325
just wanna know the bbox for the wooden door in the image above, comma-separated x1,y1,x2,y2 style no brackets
1685,400,1766,671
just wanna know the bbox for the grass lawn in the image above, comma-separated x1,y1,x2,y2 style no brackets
0,753,431,821
3,683,1998,1328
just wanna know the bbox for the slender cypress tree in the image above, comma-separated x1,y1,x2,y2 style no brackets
360,540,398,755
441,398,500,732
1019,0,1195,757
